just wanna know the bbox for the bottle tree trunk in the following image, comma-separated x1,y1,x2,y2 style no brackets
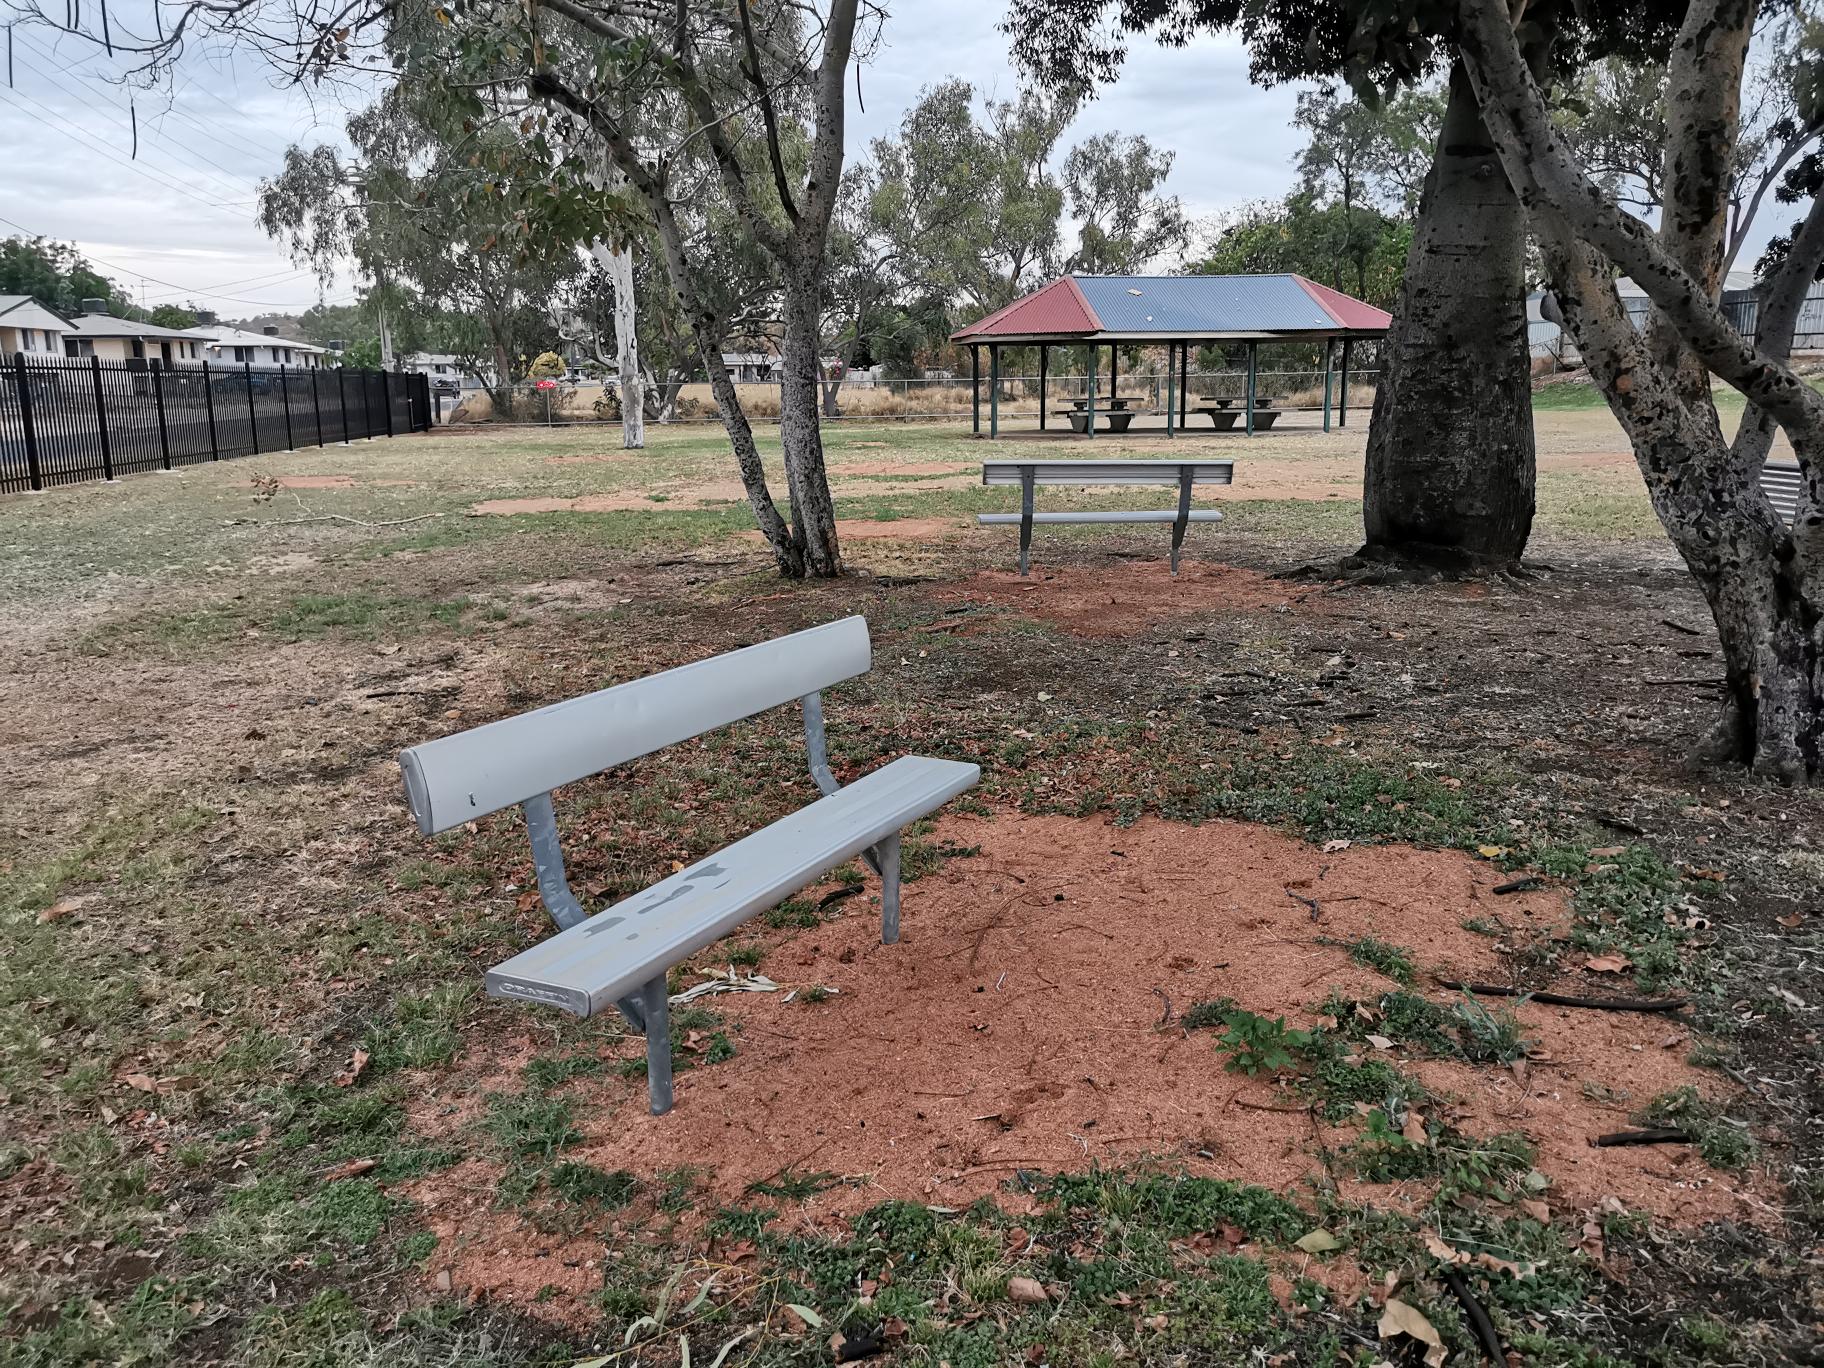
1359,62,1536,574
779,268,843,578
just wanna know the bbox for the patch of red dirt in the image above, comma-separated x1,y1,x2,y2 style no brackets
952,562,1314,636
405,812,1760,1318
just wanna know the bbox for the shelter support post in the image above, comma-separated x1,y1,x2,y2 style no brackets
1038,345,1048,432
1179,343,1188,426
1086,343,1097,440
1322,339,1334,433
1165,342,1176,438
1246,342,1257,436
970,346,980,437
989,344,1000,439
1339,339,1352,427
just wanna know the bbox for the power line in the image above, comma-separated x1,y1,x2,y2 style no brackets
18,31,302,169
10,52,270,209
0,84,261,217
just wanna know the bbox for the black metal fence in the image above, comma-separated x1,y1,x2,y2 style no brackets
0,355,434,494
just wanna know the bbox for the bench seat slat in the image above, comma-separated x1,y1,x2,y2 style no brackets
977,510,1225,525
982,460,1234,487
399,616,871,835
1762,460,1801,522
486,755,980,1018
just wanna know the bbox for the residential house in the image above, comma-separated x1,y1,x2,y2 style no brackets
63,306,212,366
0,295,73,358
200,324,329,369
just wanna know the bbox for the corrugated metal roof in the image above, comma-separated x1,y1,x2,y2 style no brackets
1079,274,1336,333
953,273,1392,340
1291,275,1393,332
951,276,1097,341
66,314,214,341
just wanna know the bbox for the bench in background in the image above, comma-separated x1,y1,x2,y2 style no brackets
1763,460,1802,523
397,616,979,1115
980,458,1235,576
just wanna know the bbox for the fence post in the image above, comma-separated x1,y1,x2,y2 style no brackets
337,367,351,444
12,354,43,492
151,362,173,470
244,361,260,455
88,356,115,481
382,370,395,438
311,367,323,447
280,364,295,450
201,360,220,459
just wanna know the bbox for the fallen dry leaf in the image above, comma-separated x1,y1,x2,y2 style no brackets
1584,954,1632,974
1379,1297,1446,1368
333,1049,370,1088
1295,1228,1342,1254
1588,845,1627,858
1007,1276,1049,1304
326,1158,378,1181
122,1073,156,1093
38,896,88,924
1321,839,1352,853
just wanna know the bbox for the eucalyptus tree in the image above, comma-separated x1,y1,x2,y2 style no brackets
1455,0,1824,781
15,0,871,580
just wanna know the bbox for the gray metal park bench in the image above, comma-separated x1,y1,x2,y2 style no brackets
396,616,979,1115
1763,460,1801,523
980,458,1235,576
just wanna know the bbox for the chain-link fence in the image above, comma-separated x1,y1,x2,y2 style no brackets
442,368,1383,427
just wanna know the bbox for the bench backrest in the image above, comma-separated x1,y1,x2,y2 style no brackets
983,459,1235,487
398,616,872,835
1762,460,1801,523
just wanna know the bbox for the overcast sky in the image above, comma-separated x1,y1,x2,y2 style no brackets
0,2,1317,318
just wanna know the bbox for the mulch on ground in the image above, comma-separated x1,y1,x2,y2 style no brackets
404,809,1757,1316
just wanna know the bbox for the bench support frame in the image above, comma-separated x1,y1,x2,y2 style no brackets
1170,468,1193,574
1019,466,1036,576
802,690,901,941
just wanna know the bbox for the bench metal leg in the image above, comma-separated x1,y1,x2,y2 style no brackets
1170,469,1193,576
1019,467,1035,577
640,975,674,1115
879,830,902,945
522,793,586,930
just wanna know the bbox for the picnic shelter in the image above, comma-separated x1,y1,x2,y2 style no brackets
950,273,1393,438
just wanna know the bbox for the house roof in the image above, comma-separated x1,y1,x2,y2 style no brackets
66,314,214,341
200,325,328,352
951,273,1393,342
0,295,76,329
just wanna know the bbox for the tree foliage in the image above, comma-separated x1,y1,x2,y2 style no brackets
0,236,124,315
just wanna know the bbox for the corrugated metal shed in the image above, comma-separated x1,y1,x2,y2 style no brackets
952,273,1392,341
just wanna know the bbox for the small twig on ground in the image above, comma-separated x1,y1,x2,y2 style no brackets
1592,1128,1694,1147
1660,617,1704,636
1230,1095,1311,1114
1492,876,1544,895
1595,813,1647,836
1434,979,1689,1014
817,886,860,910
1286,887,1322,921
1150,986,1173,1028
1441,1266,1507,1363
275,490,445,528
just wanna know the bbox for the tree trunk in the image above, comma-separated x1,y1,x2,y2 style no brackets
1359,62,1535,573
779,268,843,577
1454,0,1824,782
605,241,644,449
